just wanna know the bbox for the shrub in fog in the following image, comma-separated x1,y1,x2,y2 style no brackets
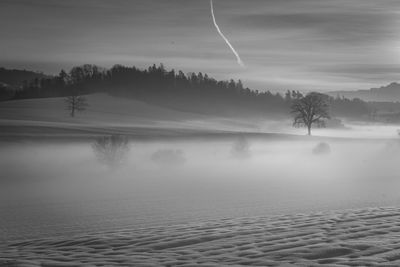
151,149,186,166
92,135,130,168
231,135,251,159
312,142,331,155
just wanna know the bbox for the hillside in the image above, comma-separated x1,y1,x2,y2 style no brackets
11,64,372,120
0,67,50,89
0,93,263,138
330,82,400,102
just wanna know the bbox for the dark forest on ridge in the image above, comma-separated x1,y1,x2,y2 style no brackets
0,64,378,120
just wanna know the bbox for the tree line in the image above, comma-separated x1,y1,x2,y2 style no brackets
11,63,372,119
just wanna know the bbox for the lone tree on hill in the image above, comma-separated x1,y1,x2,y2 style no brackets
65,91,88,117
291,92,330,135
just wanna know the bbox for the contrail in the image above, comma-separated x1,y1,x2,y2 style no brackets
210,0,245,67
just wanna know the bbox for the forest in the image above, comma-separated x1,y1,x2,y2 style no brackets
4,64,372,119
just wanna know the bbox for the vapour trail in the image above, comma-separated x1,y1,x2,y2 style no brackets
210,0,245,67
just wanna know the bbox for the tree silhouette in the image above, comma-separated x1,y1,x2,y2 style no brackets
291,92,330,135
65,90,88,117
92,135,130,168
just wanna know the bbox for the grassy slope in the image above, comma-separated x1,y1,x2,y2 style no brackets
0,93,208,123
0,94,263,138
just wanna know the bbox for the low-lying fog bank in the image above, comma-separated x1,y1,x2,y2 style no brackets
1,132,400,241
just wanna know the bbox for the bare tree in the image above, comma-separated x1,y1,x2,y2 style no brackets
291,92,330,135
65,91,88,117
92,135,130,168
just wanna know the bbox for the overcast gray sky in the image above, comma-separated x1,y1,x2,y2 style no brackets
1,0,400,92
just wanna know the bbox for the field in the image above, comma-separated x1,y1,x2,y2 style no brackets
0,93,267,139
1,95,400,266
3,207,400,266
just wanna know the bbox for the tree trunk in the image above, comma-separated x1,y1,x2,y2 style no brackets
307,124,311,135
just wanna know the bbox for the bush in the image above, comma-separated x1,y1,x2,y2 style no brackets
312,142,331,155
231,136,251,159
92,135,130,168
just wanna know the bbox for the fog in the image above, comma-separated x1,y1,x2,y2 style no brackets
259,119,400,139
1,130,400,240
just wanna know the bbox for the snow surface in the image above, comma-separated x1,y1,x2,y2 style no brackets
2,207,400,266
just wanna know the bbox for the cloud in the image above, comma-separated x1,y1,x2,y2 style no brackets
1,0,400,91
310,64,400,83
233,11,399,45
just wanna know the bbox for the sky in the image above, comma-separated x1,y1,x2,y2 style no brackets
1,0,400,92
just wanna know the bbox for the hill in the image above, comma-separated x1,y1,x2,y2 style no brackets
11,64,372,120
330,82,400,102
0,67,50,89
0,67,51,101
0,93,264,138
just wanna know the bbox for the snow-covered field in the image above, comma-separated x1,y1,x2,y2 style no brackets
2,95,400,266
2,207,400,266
1,136,400,265
0,94,265,138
